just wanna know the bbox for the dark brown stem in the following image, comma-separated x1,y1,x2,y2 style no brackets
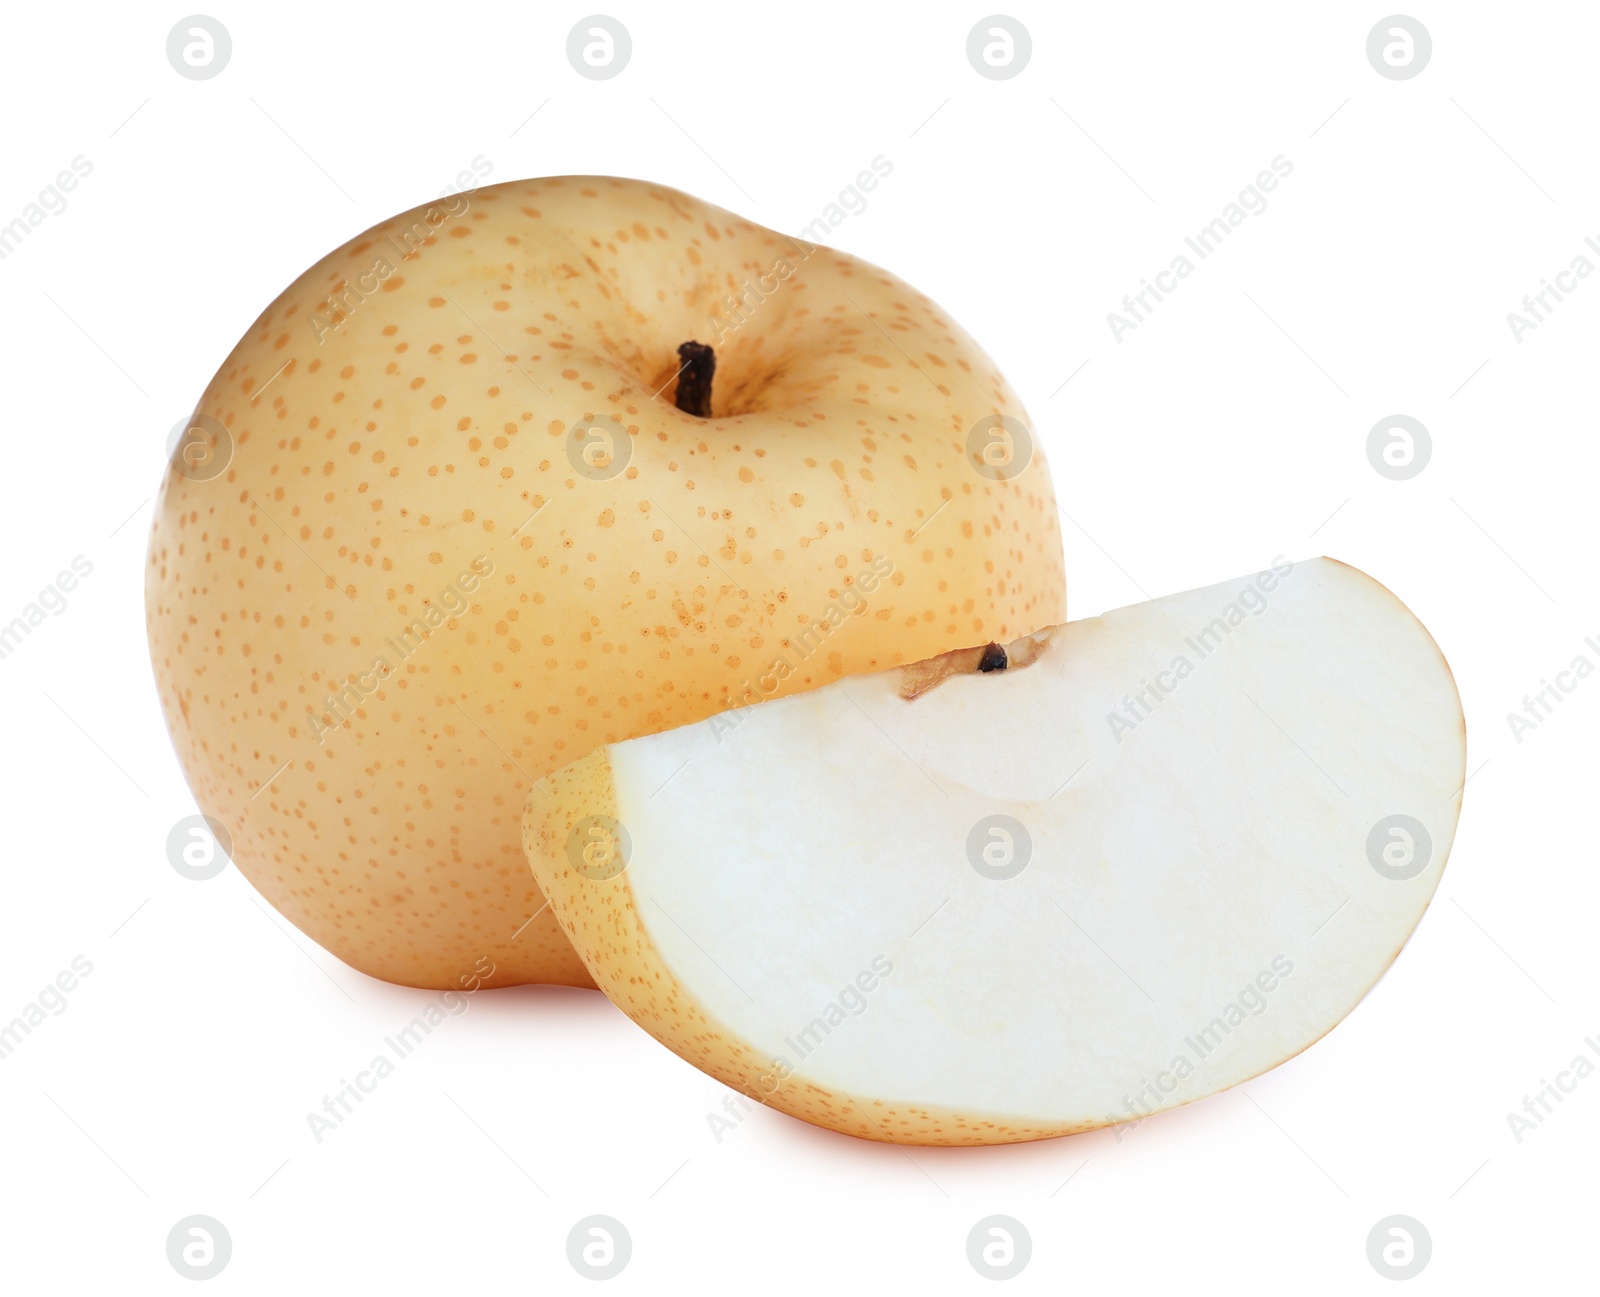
675,341,715,417
977,642,1008,672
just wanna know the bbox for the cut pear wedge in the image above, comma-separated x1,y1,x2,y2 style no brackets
524,558,1465,1145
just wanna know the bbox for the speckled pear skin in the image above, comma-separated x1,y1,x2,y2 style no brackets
146,175,1067,990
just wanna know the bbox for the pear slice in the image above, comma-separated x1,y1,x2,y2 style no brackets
524,558,1465,1145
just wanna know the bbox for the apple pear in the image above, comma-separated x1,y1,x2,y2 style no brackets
146,176,1065,989
524,558,1464,1143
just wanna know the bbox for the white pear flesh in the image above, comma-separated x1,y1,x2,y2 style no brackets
525,558,1465,1145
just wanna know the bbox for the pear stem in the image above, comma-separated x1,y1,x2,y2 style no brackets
675,341,715,418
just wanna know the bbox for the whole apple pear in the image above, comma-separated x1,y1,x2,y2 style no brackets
146,176,1065,988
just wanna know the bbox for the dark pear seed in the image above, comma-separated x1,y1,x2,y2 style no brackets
977,642,1008,672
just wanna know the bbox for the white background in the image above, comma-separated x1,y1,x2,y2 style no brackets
0,1,1592,1290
